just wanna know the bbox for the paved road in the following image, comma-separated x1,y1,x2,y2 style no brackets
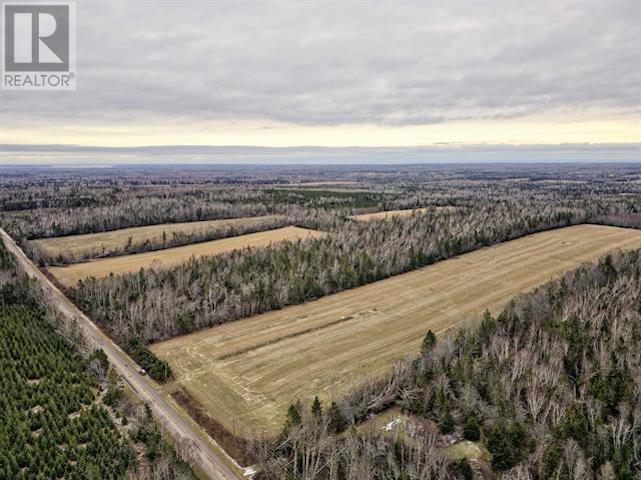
0,229,241,480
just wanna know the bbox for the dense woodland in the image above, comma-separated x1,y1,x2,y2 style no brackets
0,167,390,241
4,195,271,240
0,305,134,479
0,249,134,479
1,187,387,248
258,249,641,479
3,163,640,241
0,241,194,479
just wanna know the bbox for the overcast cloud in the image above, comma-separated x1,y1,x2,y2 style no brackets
1,0,639,162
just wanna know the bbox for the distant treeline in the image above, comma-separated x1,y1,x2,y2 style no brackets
1,182,392,241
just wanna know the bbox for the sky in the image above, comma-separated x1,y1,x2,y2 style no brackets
1,0,640,164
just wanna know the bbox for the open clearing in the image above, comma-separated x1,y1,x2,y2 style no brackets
353,407,491,461
270,181,359,187
48,226,324,287
349,207,451,221
31,214,286,259
151,224,641,436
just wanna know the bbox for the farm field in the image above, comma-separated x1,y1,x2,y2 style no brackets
31,214,286,259
150,224,641,436
349,206,450,221
276,187,376,194
271,181,359,187
48,226,324,287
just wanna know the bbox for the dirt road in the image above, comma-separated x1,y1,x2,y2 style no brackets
0,229,241,480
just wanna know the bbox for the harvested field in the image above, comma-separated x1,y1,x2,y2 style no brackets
276,187,376,194
349,207,451,221
48,226,324,287
150,224,641,436
31,214,286,260
270,181,359,187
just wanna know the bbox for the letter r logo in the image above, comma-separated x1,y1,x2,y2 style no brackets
4,4,70,71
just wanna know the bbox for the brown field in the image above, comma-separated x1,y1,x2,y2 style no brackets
534,179,588,185
270,181,359,187
31,215,286,260
48,226,324,287
349,206,451,221
277,187,376,194
150,224,641,436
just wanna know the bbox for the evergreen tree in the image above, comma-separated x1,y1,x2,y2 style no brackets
103,367,122,406
280,401,303,440
287,401,302,426
463,413,480,441
327,402,345,434
486,421,527,470
421,330,437,356
311,396,322,418
439,408,454,435
452,459,474,480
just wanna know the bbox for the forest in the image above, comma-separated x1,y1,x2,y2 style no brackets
4,163,639,243
0,167,389,243
257,249,641,479
0,258,133,478
0,240,195,479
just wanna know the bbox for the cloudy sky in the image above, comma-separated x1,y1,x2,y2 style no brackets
1,0,639,163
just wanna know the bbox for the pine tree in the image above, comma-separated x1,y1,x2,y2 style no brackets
439,407,454,434
280,401,303,441
327,402,345,434
287,401,302,426
487,421,526,470
463,413,480,441
421,330,437,356
311,396,322,418
452,459,474,480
